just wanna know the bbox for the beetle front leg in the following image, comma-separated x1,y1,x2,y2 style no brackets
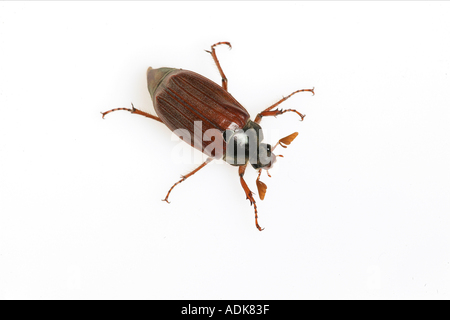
254,88,314,124
239,165,264,231
101,103,163,123
205,41,232,91
163,157,213,203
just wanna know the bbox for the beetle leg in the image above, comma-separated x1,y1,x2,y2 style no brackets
205,41,232,91
239,165,264,231
257,108,306,122
101,103,163,123
254,88,315,124
163,157,213,203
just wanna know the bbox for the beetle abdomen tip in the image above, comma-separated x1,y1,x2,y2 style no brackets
147,67,176,100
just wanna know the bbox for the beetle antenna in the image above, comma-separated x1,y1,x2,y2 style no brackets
272,141,279,151
272,132,299,151
256,169,267,201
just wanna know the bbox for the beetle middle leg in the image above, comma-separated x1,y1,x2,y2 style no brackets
101,103,163,123
163,157,213,203
205,41,232,91
254,88,315,124
239,164,264,231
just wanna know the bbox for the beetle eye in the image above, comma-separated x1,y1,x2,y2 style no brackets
266,144,271,156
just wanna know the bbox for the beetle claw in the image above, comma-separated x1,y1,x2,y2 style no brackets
162,198,171,204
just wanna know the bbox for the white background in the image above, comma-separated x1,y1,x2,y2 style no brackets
1,1,449,300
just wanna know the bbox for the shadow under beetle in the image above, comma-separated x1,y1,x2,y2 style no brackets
102,42,314,231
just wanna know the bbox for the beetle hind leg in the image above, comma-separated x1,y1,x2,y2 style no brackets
162,157,213,203
101,103,163,123
205,41,232,91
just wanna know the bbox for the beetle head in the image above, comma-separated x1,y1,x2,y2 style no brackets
245,120,277,170
250,142,277,170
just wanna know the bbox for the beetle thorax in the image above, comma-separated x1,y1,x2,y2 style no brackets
222,120,274,170
233,131,248,147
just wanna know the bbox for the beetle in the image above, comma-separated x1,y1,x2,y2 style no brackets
101,41,314,231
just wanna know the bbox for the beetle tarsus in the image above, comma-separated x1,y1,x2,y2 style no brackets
100,108,132,119
252,201,264,231
211,41,232,50
247,191,264,231
100,104,164,123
